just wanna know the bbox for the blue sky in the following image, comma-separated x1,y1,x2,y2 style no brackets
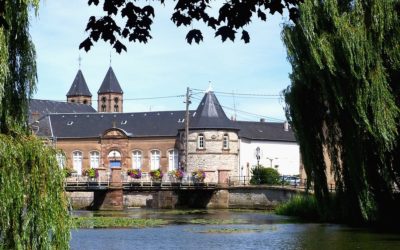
30,1,292,121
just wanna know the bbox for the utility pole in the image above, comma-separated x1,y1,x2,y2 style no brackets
184,87,191,171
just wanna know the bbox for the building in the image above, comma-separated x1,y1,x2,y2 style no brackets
32,67,300,183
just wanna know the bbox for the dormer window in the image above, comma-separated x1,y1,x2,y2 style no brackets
197,134,205,149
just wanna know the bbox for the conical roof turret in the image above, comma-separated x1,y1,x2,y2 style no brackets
97,67,123,94
190,90,238,130
66,70,92,97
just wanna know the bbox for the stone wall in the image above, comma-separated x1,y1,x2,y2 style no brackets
183,130,239,181
68,187,300,210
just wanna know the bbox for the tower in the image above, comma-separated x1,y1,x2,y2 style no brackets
97,67,123,113
66,69,92,105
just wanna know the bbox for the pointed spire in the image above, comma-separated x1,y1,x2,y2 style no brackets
66,70,92,97
190,91,237,130
97,67,123,94
206,81,213,93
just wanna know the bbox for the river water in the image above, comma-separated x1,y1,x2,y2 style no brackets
71,209,400,250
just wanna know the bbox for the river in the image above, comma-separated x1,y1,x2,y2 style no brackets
70,209,400,250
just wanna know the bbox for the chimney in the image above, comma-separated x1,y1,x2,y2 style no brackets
260,118,265,123
284,121,289,131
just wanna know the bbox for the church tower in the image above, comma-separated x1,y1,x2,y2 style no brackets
97,67,123,113
66,69,92,105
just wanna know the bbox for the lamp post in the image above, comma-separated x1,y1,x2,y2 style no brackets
255,147,261,184
256,147,261,166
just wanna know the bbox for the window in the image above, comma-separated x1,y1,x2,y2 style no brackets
132,150,142,169
223,134,229,149
83,99,88,104
102,96,106,103
70,99,75,103
114,97,119,103
90,151,100,168
168,149,179,171
72,151,82,175
56,153,66,169
114,104,119,112
150,150,160,170
197,134,204,149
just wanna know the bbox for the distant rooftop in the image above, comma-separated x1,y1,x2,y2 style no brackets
29,99,96,122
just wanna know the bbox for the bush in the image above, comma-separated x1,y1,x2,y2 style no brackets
250,166,280,185
275,195,319,220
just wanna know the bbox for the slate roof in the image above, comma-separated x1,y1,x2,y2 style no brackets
236,121,296,142
66,70,92,97
29,99,96,122
36,111,186,138
98,67,123,94
189,91,238,130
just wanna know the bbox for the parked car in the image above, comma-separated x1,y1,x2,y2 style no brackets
282,175,300,186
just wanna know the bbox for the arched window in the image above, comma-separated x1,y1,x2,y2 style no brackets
101,96,107,103
56,153,66,169
90,151,100,168
197,134,205,149
72,151,83,175
114,104,119,112
150,150,160,170
114,97,119,103
101,104,106,112
132,150,142,169
83,99,88,104
168,149,179,171
223,134,229,149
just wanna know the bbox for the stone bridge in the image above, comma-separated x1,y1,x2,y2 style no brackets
65,168,305,210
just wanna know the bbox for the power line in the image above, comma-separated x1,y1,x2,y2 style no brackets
191,96,284,122
191,88,281,97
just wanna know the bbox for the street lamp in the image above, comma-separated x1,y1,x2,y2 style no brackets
256,147,261,166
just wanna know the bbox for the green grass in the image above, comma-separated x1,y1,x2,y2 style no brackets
275,195,320,220
72,217,168,229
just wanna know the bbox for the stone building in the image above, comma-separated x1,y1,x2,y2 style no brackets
31,67,300,183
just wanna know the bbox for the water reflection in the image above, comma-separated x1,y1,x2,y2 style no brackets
71,209,400,250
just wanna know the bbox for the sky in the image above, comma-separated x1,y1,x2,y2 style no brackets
30,1,293,122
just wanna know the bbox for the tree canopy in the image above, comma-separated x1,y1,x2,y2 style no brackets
80,0,303,53
0,1,70,248
283,0,400,224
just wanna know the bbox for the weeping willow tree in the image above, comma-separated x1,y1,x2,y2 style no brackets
283,0,400,224
0,1,70,248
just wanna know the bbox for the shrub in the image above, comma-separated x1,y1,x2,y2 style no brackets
275,195,319,220
127,169,142,179
149,169,163,181
83,168,99,178
250,166,280,185
169,169,184,180
192,169,206,182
